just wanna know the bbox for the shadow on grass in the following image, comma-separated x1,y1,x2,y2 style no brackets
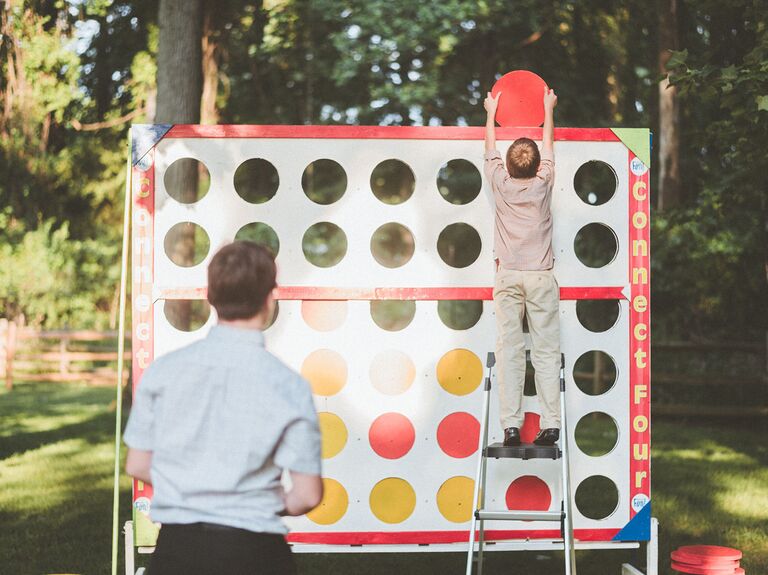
0,381,131,575
2,382,766,574
652,418,768,573
0,410,116,460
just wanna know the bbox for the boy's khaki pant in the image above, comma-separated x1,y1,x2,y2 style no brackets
494,268,561,430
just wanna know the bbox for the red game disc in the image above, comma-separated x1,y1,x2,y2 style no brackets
677,546,743,562
672,550,740,566
671,561,740,575
491,70,548,127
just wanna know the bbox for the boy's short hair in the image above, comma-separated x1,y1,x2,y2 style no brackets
506,138,541,179
207,241,277,320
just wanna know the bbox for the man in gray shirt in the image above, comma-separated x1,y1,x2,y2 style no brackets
125,241,322,575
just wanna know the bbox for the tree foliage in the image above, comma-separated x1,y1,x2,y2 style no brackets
0,0,764,340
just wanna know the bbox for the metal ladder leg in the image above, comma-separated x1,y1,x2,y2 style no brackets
559,354,577,575
466,353,495,575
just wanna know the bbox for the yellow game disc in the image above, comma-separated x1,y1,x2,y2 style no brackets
318,412,348,459
370,349,416,395
436,476,475,523
436,349,482,396
369,477,416,524
301,300,348,332
301,349,347,396
306,478,348,525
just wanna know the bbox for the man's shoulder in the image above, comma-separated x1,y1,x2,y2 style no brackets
260,351,305,385
141,338,210,384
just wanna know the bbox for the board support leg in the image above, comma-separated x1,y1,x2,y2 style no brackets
124,521,135,575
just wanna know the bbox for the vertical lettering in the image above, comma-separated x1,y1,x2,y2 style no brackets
137,322,150,342
135,236,151,255
632,295,648,313
633,415,649,433
633,444,649,460
632,212,648,229
632,181,648,201
634,348,648,368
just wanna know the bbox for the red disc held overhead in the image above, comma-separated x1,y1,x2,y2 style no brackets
671,561,742,575
676,546,743,562
491,70,548,127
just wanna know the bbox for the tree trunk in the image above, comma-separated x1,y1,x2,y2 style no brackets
658,0,681,210
156,0,203,330
200,2,220,125
156,0,203,124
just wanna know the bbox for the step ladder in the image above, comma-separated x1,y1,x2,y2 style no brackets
466,352,577,575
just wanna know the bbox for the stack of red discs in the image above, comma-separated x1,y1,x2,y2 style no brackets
671,545,744,574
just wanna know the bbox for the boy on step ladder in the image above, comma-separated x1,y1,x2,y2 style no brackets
483,86,561,447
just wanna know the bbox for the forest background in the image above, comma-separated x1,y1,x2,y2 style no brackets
0,0,765,345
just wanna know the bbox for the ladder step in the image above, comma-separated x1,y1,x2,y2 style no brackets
475,510,564,522
485,442,561,460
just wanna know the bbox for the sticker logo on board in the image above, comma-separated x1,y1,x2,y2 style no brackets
631,493,650,513
630,157,648,176
134,497,152,515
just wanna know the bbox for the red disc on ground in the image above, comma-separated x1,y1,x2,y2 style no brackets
437,412,480,458
672,550,740,567
369,412,415,459
519,412,541,444
677,546,743,562
671,561,740,575
491,70,548,127
505,475,552,511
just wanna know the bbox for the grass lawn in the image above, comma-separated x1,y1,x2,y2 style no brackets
1,381,766,575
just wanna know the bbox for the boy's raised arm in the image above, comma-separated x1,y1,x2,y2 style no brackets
543,87,557,154
484,91,501,151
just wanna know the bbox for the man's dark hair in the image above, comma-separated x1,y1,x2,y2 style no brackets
207,241,277,320
506,137,541,178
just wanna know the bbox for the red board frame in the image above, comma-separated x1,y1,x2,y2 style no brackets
131,124,650,546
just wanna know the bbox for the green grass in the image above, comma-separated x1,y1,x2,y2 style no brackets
0,382,133,575
1,382,766,574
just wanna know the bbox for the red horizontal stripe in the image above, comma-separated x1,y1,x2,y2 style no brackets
165,125,620,142
286,528,620,545
156,286,626,301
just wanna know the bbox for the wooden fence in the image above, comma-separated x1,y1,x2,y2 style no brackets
0,319,130,390
1,319,765,416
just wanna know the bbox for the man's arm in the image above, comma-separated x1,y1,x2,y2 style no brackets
484,91,501,151
126,448,153,485
542,87,557,154
282,471,323,516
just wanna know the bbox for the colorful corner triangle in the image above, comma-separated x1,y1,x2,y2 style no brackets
610,128,651,168
612,501,651,541
131,124,173,166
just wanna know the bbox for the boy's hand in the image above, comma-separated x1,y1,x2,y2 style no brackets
544,87,558,111
484,91,502,116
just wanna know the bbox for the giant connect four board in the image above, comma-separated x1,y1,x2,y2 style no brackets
129,123,651,550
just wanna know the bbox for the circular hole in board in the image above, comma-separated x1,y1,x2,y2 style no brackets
234,158,279,204
164,158,211,203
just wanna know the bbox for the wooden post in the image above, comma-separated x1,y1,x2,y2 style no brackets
59,336,69,375
0,318,6,383
6,319,16,391
592,350,604,396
